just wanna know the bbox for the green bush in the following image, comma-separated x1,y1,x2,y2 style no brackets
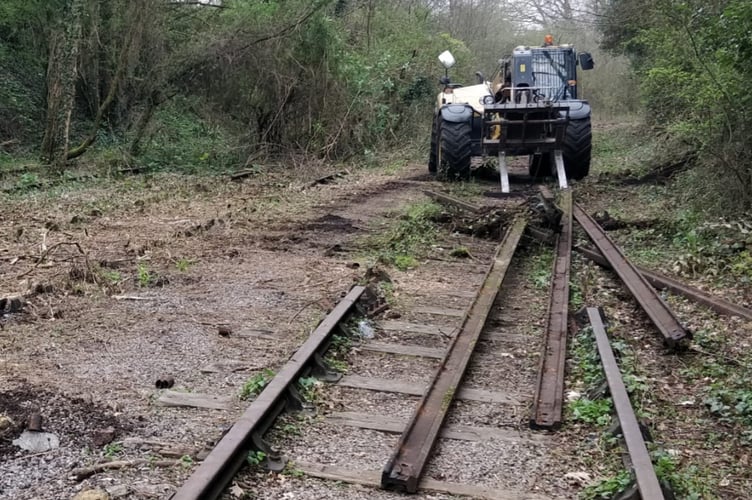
599,0,752,211
137,97,241,173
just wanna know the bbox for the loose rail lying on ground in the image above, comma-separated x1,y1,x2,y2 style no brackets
531,190,572,429
573,203,688,347
172,286,366,500
381,217,528,493
588,308,666,500
576,246,752,321
423,189,482,213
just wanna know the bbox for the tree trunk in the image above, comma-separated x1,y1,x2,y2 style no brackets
67,1,145,160
40,0,84,169
128,90,169,157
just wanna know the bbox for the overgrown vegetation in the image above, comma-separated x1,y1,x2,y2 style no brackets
0,0,461,173
569,323,715,499
296,376,322,403
246,449,267,467
239,368,275,400
0,0,641,182
571,123,749,496
598,0,752,210
325,318,361,374
529,250,553,289
585,123,752,292
683,328,752,445
366,200,442,270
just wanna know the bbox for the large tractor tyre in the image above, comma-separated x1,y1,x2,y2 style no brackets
437,120,471,181
428,114,438,174
528,153,552,179
562,117,592,180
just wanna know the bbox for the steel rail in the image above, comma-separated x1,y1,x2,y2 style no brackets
531,190,572,429
381,217,527,493
587,308,666,500
423,190,482,213
576,246,752,321
172,286,366,500
573,204,688,347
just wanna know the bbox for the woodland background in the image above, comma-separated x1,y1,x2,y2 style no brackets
0,0,750,210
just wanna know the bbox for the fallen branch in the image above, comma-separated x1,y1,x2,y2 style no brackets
111,295,153,301
121,438,200,459
229,169,258,181
424,190,482,213
16,240,92,280
288,298,328,324
70,458,182,481
192,318,230,327
0,255,28,262
304,171,347,189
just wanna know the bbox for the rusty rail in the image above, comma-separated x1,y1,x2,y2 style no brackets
577,246,752,321
531,190,572,429
573,204,688,347
381,217,527,493
587,308,666,500
423,190,482,213
172,286,366,500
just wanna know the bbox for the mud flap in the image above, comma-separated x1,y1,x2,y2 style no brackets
440,104,473,123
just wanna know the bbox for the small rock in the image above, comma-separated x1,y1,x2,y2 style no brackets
218,325,232,337
564,471,592,485
0,414,16,435
91,426,117,447
155,376,175,389
73,489,110,500
26,413,43,431
12,430,59,452
105,484,129,498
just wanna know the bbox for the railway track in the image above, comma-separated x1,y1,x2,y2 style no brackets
165,181,752,499
3,151,751,500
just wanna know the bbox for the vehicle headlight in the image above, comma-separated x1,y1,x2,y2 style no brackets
481,95,495,105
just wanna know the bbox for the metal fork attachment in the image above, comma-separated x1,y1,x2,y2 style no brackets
482,102,569,193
